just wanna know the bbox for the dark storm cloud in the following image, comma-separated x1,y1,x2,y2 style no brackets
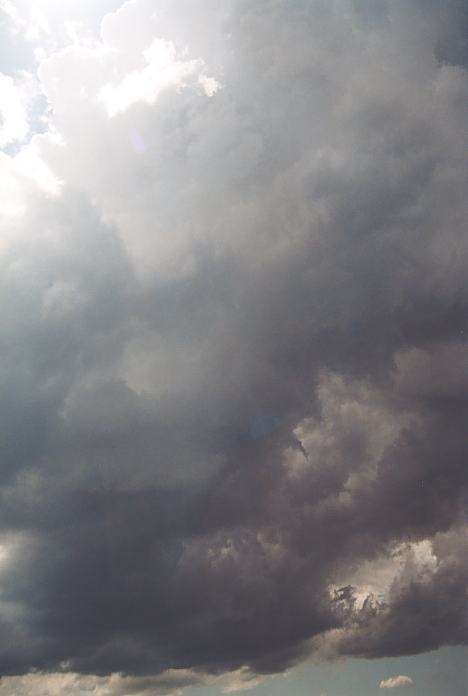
0,0,467,686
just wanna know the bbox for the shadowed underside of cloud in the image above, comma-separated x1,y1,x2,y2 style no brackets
0,0,467,691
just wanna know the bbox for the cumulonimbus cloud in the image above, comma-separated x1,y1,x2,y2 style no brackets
0,0,466,691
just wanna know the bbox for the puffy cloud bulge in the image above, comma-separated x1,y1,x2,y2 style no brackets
0,0,467,689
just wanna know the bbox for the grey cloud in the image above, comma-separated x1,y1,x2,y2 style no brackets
0,0,467,684
338,541,468,660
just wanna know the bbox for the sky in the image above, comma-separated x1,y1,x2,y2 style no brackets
0,0,467,695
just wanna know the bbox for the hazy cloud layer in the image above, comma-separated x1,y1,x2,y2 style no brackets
0,0,467,688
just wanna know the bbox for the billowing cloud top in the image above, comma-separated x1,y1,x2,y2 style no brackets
0,0,467,692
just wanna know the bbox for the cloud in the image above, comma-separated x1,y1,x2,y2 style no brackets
0,72,29,147
0,667,265,696
0,0,466,687
380,675,414,689
98,38,214,117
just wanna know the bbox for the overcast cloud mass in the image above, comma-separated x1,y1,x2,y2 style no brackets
0,0,467,693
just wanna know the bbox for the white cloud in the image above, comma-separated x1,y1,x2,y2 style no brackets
380,675,414,689
0,131,62,225
0,0,50,44
0,73,29,147
0,667,266,696
198,73,221,97
98,38,204,117
0,0,23,32
220,668,265,693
